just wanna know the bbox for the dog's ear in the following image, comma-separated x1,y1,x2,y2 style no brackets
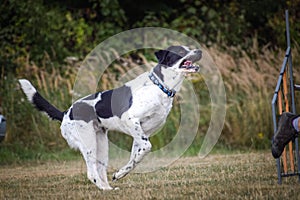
155,50,168,64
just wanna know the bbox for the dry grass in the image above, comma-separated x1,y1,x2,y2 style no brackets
3,43,300,153
1,152,300,199
206,43,300,147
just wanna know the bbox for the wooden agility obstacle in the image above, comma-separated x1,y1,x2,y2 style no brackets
271,10,300,184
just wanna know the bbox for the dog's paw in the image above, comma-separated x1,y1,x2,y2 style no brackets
112,173,117,182
101,186,114,191
112,170,125,181
112,172,120,182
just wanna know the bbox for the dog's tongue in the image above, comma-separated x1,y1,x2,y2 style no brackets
183,60,192,66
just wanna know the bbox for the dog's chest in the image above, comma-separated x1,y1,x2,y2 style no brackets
139,103,172,134
128,85,173,134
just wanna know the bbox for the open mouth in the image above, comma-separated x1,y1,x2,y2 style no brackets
180,60,200,72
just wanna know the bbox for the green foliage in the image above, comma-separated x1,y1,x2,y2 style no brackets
1,0,299,76
130,0,300,49
0,0,127,74
1,0,68,71
1,0,300,161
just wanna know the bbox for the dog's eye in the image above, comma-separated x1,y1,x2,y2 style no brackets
177,50,187,57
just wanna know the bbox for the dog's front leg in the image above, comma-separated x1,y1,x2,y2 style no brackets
113,119,152,181
113,136,151,181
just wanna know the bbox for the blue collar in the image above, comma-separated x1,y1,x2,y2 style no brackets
149,72,176,98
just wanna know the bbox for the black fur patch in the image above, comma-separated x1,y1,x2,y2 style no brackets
155,46,188,67
69,108,74,120
32,92,63,121
154,46,189,80
153,64,164,81
71,102,97,123
95,85,133,119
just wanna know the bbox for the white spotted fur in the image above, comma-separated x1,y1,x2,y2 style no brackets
19,46,202,190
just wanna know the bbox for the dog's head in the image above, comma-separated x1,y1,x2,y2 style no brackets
155,46,202,74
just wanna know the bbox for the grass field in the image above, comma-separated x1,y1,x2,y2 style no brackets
1,151,300,199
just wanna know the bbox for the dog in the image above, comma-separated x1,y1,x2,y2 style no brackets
19,45,202,190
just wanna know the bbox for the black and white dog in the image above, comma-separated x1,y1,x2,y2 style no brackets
19,45,202,190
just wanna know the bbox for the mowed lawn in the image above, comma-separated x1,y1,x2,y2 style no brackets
0,152,300,199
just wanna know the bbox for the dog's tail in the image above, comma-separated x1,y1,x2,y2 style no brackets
18,79,64,121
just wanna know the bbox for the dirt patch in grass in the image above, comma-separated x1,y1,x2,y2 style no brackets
1,152,300,199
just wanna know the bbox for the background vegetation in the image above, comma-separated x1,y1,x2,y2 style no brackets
1,0,300,163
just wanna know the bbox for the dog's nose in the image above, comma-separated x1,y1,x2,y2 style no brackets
193,49,202,55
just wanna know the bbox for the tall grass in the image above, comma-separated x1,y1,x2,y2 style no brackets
1,43,299,162
1,54,76,150
210,42,300,148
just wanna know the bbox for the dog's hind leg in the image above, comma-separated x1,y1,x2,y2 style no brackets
112,118,152,181
75,121,112,190
95,127,112,190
